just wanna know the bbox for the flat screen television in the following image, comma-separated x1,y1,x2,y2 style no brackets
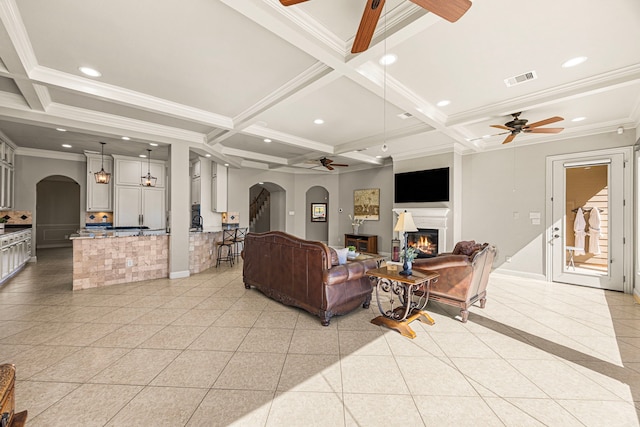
394,167,450,203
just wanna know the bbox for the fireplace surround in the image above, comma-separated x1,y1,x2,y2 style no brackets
392,208,449,254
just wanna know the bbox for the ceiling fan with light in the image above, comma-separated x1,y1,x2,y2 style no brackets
490,112,564,144
279,0,472,53
306,157,349,171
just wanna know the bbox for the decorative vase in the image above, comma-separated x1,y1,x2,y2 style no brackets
352,225,359,235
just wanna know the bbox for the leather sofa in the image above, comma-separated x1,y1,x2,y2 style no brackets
242,231,379,326
412,240,496,323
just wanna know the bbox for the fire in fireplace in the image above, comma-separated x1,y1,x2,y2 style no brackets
407,228,439,258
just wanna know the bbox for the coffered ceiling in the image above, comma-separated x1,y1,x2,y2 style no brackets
0,0,638,171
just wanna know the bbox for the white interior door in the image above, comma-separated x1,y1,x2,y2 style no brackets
550,154,624,290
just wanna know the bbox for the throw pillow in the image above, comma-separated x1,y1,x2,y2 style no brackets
453,240,477,256
329,247,339,266
335,247,349,265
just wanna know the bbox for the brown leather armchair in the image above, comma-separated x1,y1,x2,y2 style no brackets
412,241,496,323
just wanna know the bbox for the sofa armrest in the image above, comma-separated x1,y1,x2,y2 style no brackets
413,254,472,270
325,259,378,285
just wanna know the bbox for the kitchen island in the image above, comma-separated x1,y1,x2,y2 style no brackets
71,229,224,290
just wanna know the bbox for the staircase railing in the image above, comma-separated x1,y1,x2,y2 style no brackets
250,188,270,226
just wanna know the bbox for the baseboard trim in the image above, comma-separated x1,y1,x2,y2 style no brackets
169,270,190,279
634,289,640,304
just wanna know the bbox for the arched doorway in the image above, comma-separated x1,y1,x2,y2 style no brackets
249,182,286,233
306,186,329,243
36,175,80,249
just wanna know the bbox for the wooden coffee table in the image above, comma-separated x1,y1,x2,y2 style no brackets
367,266,439,339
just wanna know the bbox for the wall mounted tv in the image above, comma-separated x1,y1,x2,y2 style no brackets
394,167,450,203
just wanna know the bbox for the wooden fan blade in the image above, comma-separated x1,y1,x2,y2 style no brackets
279,0,310,5
526,116,564,128
352,0,386,54
409,0,472,23
326,165,334,171
331,163,349,167
526,127,564,134
323,158,334,164
490,124,512,131
502,133,516,144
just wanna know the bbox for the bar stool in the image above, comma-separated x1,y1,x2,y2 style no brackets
216,229,237,267
233,227,248,259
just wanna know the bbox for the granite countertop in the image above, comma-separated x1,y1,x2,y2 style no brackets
70,229,169,239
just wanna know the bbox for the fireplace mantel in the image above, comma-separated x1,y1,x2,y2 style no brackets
392,208,450,252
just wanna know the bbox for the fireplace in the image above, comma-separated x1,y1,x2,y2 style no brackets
407,228,439,258
392,208,449,256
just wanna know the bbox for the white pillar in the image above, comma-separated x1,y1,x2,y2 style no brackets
169,143,190,278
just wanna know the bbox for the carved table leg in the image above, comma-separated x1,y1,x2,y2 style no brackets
460,309,469,323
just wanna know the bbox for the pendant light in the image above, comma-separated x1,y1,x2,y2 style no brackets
141,149,157,187
94,142,111,184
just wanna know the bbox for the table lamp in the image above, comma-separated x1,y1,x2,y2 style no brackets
394,210,418,275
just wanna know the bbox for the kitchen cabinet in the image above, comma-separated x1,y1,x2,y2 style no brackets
0,138,15,209
191,176,201,206
85,153,113,211
115,186,165,229
211,163,227,212
0,229,31,283
114,155,165,188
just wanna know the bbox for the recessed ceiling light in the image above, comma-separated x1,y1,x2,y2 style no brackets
139,154,147,158
149,143,158,147
314,119,324,125
562,56,587,68
376,155,383,159
62,144,72,148
78,66,102,77
263,138,272,143
224,163,229,167
379,54,397,66
205,154,212,158
121,136,130,140
258,182,264,185
56,128,67,132
572,117,586,122
482,135,491,139
436,100,451,107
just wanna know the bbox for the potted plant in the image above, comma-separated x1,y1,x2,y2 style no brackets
0,217,6,230
347,245,357,258
399,246,419,275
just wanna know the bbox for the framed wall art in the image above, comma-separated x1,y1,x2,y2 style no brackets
354,188,380,221
311,203,327,222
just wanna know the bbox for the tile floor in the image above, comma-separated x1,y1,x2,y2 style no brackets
1,248,640,426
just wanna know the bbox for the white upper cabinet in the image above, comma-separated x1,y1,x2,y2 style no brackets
114,155,165,188
0,138,15,209
86,153,113,212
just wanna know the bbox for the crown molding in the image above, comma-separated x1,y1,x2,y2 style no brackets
0,0,38,72
221,146,287,165
243,124,334,153
16,146,85,162
28,66,234,129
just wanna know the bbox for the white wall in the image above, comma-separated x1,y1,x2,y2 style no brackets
461,131,635,278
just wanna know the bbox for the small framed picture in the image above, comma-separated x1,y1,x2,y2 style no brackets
311,203,327,222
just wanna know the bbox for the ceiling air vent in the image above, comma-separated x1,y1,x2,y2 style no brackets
397,112,413,119
504,70,538,87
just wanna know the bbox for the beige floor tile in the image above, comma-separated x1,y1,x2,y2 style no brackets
15,380,80,418
31,347,129,382
159,295,207,309
5,345,82,379
557,399,640,427
452,358,547,398
138,325,206,349
344,393,424,426
338,330,391,356
171,308,225,326
89,348,180,385
341,355,409,394
0,321,82,345
429,331,500,359
188,326,249,351
294,310,337,329
383,329,447,358
277,354,342,393
213,352,286,391
194,296,238,310
125,295,176,308
212,310,262,327
51,306,116,323
0,343,32,362
89,323,165,348
0,320,38,339
414,395,504,427
289,329,340,355
509,359,622,400
253,310,299,329
128,307,189,325
186,389,274,427
45,322,120,346
90,306,153,324
501,397,587,426
267,391,345,427
237,328,293,353
335,309,381,331
397,355,478,396
151,350,233,388
105,386,207,427
28,383,143,427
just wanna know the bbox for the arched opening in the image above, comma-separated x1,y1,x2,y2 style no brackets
249,182,285,233
306,186,329,243
36,175,80,249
